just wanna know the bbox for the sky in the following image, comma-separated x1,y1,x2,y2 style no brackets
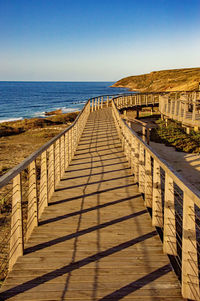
0,0,200,81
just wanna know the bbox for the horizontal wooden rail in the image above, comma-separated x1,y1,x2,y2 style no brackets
112,98,200,301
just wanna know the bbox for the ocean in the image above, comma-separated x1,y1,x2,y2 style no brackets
0,81,128,123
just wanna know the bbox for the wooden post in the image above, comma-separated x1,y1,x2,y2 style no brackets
48,144,55,198
169,99,173,117
130,136,134,175
69,129,72,162
95,98,97,111
55,139,61,186
126,129,131,165
139,94,141,105
163,174,177,255
145,95,148,106
182,193,200,300
167,99,170,114
174,97,178,117
133,138,139,182
26,160,38,240
9,174,23,270
144,152,152,207
152,95,155,106
139,144,145,193
107,96,109,107
152,160,163,227
60,135,65,176
101,96,103,109
39,151,48,218
65,132,69,170
117,98,119,107
178,100,182,120
98,97,100,110
159,95,167,115
92,98,94,112
192,100,196,121
183,101,187,121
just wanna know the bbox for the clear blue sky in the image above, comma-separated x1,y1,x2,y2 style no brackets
0,0,199,81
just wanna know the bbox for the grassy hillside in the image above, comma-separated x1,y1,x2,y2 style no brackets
112,68,200,92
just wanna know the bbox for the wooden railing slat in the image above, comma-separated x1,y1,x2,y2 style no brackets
26,160,38,240
182,193,200,300
163,174,177,255
39,151,48,218
9,174,23,271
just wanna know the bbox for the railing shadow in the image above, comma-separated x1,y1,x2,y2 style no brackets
0,231,157,300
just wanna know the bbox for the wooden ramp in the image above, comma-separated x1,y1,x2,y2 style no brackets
0,108,184,300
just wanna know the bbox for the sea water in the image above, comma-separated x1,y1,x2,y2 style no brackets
0,81,128,122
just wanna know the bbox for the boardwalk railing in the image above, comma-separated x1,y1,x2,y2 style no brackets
0,99,91,279
159,92,200,130
112,96,200,301
114,92,160,109
0,94,116,281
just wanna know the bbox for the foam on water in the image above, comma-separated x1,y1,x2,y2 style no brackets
0,117,23,123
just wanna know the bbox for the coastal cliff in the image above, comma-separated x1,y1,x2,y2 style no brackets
112,67,200,92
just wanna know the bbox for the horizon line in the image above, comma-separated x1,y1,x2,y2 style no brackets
0,80,116,83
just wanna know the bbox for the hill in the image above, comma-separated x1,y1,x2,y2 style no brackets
112,68,200,92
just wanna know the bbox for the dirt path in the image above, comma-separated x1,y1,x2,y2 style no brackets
150,141,200,190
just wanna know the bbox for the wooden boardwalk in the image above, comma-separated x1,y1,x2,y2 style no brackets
0,108,184,300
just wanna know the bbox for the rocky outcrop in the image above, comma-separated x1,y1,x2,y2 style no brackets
112,68,200,92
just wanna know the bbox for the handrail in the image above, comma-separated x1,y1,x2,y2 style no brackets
0,98,91,280
0,99,90,188
112,98,200,207
112,95,200,301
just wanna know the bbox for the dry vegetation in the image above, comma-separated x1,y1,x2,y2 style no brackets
112,67,200,92
0,112,79,177
150,119,200,153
